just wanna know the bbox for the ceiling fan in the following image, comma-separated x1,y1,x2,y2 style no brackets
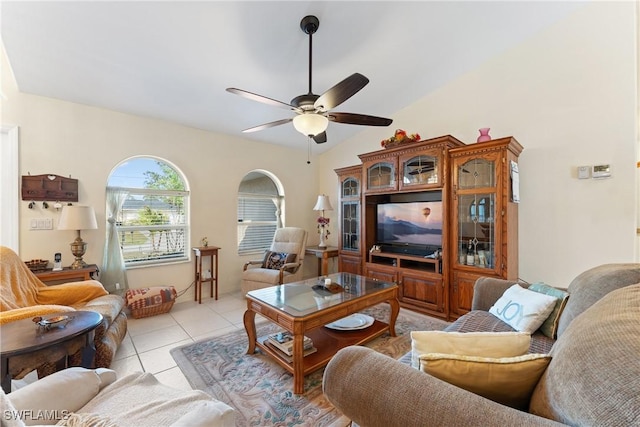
226,15,393,144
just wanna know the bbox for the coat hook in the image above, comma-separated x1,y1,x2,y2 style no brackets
42,201,49,209
54,201,62,210
28,201,35,209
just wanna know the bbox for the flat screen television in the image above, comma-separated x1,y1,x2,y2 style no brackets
376,201,443,256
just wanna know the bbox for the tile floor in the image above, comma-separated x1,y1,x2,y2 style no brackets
111,290,261,391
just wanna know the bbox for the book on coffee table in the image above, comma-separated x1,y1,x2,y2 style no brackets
264,340,318,363
267,331,313,356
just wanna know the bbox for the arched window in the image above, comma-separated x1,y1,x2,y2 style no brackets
107,157,189,266
237,171,284,254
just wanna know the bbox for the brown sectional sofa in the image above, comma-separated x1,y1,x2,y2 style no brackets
323,263,640,426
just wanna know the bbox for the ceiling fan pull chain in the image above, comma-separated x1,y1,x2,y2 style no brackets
307,136,312,164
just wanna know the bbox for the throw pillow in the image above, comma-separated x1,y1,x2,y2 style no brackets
488,284,557,333
528,282,569,339
410,331,531,369
419,353,551,410
263,251,296,270
8,367,113,426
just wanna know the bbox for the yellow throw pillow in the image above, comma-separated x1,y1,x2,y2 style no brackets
419,353,551,410
410,331,531,369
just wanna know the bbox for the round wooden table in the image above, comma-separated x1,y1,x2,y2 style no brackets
1,310,103,393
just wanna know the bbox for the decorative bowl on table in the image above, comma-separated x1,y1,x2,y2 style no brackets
33,315,74,332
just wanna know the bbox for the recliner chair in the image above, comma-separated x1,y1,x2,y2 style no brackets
241,227,308,294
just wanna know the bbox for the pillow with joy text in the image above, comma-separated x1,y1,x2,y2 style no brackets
488,284,557,333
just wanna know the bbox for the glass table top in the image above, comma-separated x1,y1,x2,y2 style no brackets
246,272,396,317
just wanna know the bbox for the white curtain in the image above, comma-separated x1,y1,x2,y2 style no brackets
102,188,129,294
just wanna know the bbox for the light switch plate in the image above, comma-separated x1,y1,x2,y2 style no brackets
577,166,590,179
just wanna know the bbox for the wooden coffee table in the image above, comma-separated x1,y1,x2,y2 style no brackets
1,310,103,393
243,272,399,394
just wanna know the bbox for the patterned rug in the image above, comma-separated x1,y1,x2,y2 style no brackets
170,305,450,427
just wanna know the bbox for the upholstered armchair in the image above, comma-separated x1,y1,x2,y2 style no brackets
241,227,308,294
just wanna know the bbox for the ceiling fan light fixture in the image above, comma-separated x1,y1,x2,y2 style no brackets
292,113,328,137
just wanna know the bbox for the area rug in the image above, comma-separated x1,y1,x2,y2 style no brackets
170,305,450,427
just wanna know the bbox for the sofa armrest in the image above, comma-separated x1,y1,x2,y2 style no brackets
323,346,563,427
471,277,527,311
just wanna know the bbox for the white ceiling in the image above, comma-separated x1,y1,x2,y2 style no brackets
1,1,587,153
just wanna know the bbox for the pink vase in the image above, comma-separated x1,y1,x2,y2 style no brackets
477,128,491,143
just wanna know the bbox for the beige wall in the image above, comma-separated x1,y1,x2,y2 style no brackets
319,2,639,288
2,1,637,297
1,45,322,302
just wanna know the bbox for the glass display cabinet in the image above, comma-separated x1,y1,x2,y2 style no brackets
449,138,522,319
335,165,363,274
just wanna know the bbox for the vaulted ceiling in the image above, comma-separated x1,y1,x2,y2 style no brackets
1,1,587,152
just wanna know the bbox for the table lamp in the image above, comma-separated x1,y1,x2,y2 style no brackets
58,205,98,269
313,194,333,248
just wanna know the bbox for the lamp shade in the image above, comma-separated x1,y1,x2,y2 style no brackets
58,205,98,230
313,195,333,212
293,113,329,137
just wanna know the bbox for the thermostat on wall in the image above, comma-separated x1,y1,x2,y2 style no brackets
592,164,611,179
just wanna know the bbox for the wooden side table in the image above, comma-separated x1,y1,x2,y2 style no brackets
34,264,99,286
192,246,220,303
305,246,339,277
1,310,103,393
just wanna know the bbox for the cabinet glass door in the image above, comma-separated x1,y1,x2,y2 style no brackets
341,201,360,251
342,177,359,198
341,177,360,251
457,193,495,269
458,158,495,189
402,155,438,187
367,162,395,190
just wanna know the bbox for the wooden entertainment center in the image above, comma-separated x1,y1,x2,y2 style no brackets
335,134,523,320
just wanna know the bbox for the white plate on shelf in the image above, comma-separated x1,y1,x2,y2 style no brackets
325,314,374,331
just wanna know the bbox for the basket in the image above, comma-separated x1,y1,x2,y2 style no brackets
130,301,175,319
125,286,177,319
25,259,49,272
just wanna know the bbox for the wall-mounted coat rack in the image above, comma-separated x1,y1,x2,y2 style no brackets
21,174,78,202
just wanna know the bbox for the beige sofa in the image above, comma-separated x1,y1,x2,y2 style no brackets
0,367,234,427
0,246,127,378
323,264,640,426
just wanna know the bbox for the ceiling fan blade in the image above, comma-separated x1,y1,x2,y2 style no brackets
226,88,297,111
329,112,393,127
313,131,327,144
242,118,293,133
314,73,369,111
